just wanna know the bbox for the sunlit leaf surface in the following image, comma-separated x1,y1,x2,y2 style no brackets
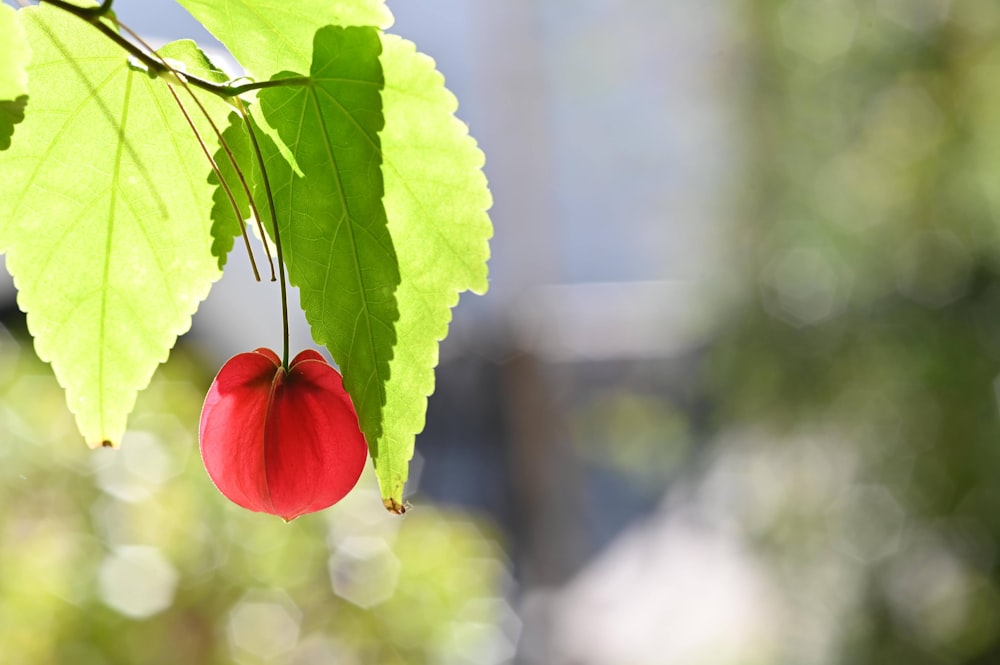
0,5,224,446
174,0,391,78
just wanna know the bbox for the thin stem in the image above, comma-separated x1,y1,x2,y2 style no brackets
167,84,262,281
115,18,277,281
239,99,290,369
229,78,312,95
44,0,112,18
39,0,310,99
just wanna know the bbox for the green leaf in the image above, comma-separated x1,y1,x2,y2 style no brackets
147,41,262,271
151,40,251,268
0,96,28,152
0,5,224,447
0,4,28,97
179,3,492,508
206,111,258,269
256,27,492,510
173,0,392,79
254,25,399,492
0,3,30,151
156,39,231,85
375,34,492,508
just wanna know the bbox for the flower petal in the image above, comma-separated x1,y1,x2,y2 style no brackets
264,352,368,520
199,350,283,514
199,348,368,520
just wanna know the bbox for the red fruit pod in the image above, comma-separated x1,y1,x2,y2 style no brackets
199,348,368,521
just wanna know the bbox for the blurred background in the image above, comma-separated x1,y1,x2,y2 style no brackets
4,0,1000,663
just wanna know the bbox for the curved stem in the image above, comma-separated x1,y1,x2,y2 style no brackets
239,100,290,369
115,18,276,281
43,0,112,18
167,83,262,281
39,0,310,99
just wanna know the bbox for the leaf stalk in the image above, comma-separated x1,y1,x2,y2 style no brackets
239,100,290,369
114,18,276,282
38,0,309,99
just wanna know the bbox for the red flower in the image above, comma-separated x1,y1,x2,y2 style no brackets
199,348,368,521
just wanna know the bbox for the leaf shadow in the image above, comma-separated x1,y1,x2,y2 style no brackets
24,7,168,216
254,26,399,448
0,95,28,151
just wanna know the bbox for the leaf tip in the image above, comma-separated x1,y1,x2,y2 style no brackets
383,496,407,515
90,437,118,450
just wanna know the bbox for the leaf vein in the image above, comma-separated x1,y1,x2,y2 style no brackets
306,84,387,408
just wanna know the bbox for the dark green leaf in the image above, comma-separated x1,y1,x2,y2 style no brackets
0,3,30,150
256,27,492,509
255,25,399,471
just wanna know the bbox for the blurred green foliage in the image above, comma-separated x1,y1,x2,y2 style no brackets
710,1,1000,662
0,325,514,664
